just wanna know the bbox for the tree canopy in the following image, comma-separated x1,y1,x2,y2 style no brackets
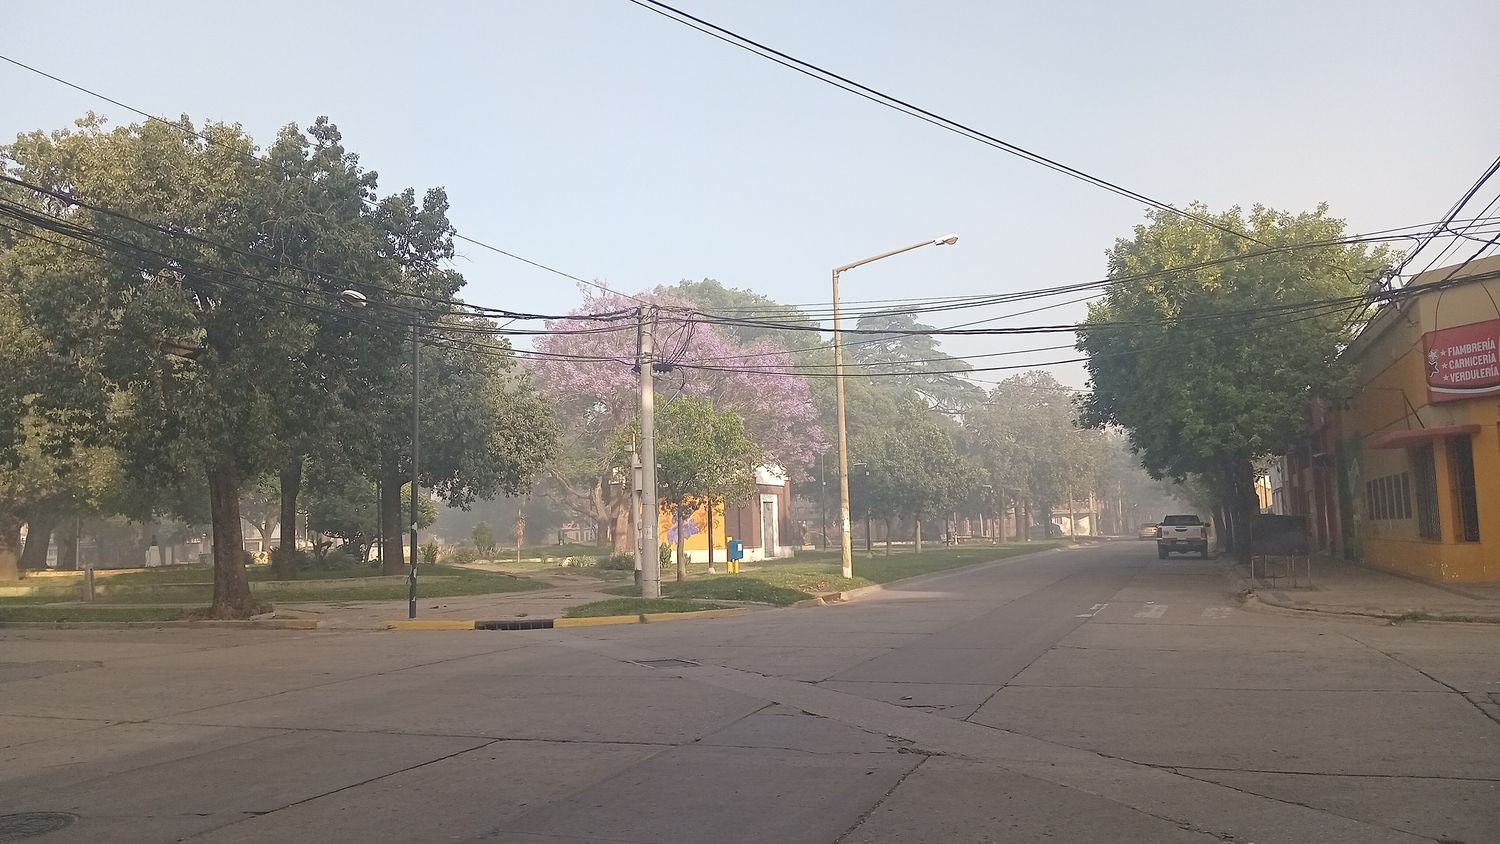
1078,203,1391,552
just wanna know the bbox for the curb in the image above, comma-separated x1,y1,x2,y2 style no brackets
384,606,753,631
0,618,319,630
1243,591,1500,625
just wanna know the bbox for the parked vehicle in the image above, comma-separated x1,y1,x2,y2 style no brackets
1157,514,1210,559
1137,522,1160,540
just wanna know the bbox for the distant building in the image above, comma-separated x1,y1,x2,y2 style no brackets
657,465,795,564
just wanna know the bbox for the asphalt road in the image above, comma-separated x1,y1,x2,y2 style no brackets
2,541,1498,843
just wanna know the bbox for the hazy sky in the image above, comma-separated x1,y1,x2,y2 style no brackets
5,0,1499,386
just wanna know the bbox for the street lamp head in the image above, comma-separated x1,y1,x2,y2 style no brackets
340,289,369,307
934,234,959,246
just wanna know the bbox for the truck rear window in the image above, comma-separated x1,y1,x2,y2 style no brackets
1161,515,1203,525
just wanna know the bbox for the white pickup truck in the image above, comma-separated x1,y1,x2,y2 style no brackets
1157,514,1210,559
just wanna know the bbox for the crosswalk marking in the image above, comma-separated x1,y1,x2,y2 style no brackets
1134,603,1168,619
1075,603,1109,618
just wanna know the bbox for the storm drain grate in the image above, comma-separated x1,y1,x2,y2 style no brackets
635,658,699,669
0,813,78,841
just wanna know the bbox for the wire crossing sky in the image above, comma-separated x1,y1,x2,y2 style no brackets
4,0,1499,385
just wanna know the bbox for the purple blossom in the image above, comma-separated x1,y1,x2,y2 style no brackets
532,289,826,477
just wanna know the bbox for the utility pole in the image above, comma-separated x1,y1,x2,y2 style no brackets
638,307,662,599
409,321,420,619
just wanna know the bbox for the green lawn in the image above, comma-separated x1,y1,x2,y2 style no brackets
611,542,1068,603
605,576,813,606
0,564,544,605
0,605,190,623
562,597,731,618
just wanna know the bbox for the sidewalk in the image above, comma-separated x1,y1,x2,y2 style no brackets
1233,555,1500,622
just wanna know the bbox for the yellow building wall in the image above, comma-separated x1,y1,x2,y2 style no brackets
1345,264,1500,582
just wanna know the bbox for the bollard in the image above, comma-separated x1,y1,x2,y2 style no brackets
82,564,95,603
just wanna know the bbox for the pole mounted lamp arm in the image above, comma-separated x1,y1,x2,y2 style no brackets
833,234,959,274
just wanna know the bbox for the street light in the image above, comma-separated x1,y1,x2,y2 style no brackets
832,235,957,578
342,288,421,620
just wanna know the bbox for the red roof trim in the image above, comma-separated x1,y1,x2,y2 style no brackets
1368,425,1480,449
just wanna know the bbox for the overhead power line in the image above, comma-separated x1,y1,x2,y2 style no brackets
627,0,1267,247
0,51,645,305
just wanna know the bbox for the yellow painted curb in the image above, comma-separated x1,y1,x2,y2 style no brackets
554,614,644,628
640,607,753,623
384,619,476,630
275,619,320,630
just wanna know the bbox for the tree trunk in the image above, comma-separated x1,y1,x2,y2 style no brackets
516,503,525,566
206,455,256,619
57,516,80,571
674,508,686,583
1231,459,1257,564
706,498,716,574
274,457,302,579
1022,499,1031,541
610,493,631,556
884,518,892,556
0,510,22,580
380,467,405,575
914,514,923,554
19,512,59,570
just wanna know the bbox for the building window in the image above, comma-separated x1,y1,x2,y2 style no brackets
1364,472,1414,523
1449,436,1480,543
1411,445,1441,540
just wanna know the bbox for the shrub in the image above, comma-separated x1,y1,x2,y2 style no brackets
593,553,636,571
442,547,480,566
319,548,359,571
420,541,440,566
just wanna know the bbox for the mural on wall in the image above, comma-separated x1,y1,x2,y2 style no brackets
657,500,727,551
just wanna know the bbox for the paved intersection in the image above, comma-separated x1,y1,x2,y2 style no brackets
2,541,1497,842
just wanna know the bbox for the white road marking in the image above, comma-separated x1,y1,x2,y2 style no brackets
1075,603,1108,618
1134,603,1168,619
1201,606,1233,619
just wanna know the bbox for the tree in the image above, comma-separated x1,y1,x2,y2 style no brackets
533,291,822,554
851,398,976,552
471,520,496,557
2,115,554,613
849,312,984,412
651,396,762,581
1078,204,1390,556
967,371,1098,537
366,321,556,575
304,467,435,563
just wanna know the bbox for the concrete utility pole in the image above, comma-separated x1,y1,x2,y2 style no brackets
638,307,662,599
409,321,420,619
832,234,958,579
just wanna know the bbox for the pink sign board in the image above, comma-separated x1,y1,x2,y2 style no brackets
1425,317,1500,402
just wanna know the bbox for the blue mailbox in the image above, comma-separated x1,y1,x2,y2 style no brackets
727,538,744,562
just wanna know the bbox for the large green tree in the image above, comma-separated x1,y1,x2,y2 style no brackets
650,396,762,580
967,371,1099,536
850,398,976,552
1078,204,1389,555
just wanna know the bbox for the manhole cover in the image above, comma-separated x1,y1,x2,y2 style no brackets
635,658,698,669
0,813,78,840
